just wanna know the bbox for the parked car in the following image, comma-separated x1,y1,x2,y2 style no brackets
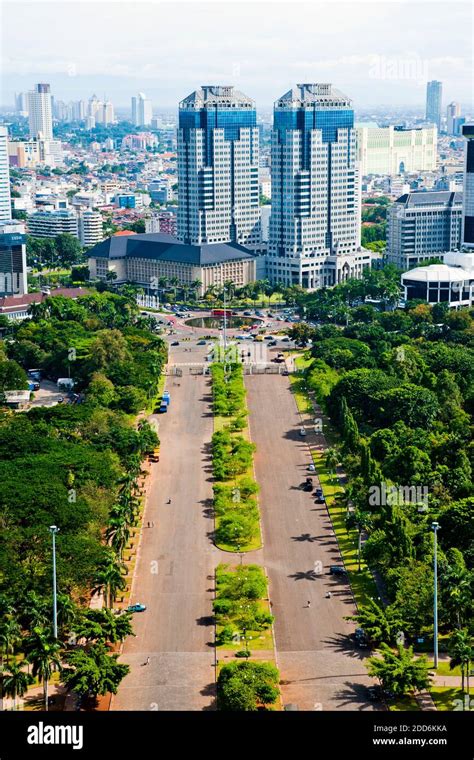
157,403,168,413
353,628,369,648
307,463,316,472
127,603,147,613
299,427,306,437
268,340,277,347
171,341,180,346
329,565,347,576
314,488,324,503
281,369,289,376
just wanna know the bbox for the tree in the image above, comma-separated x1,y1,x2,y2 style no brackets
61,642,129,701
24,627,62,710
0,617,21,666
217,660,279,711
325,448,339,483
87,372,115,407
54,233,84,266
1,662,33,709
448,629,473,699
346,508,372,571
348,599,403,646
92,553,127,608
367,643,432,697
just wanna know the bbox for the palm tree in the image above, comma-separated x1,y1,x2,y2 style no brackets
2,662,33,710
346,508,373,571
79,609,134,645
92,553,127,609
0,618,21,667
105,516,131,560
449,629,473,700
158,276,168,296
56,595,80,637
169,276,180,300
24,627,62,711
325,448,339,484
191,279,202,300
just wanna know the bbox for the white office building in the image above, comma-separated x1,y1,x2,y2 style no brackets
131,92,153,126
267,83,373,288
28,209,79,239
177,85,261,249
356,124,437,176
387,191,463,269
28,83,53,140
0,127,12,223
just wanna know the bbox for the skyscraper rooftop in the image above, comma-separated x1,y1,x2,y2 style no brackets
180,86,255,110
275,83,352,109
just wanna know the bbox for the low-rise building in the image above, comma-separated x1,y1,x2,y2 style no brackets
0,286,91,320
87,232,256,295
387,191,463,269
401,251,474,308
27,208,79,238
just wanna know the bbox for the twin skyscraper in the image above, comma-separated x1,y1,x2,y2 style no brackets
177,84,372,289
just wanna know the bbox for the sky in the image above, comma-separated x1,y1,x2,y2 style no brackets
1,0,473,112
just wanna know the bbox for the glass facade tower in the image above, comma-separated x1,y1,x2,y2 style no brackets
177,86,260,247
425,81,443,131
268,83,365,288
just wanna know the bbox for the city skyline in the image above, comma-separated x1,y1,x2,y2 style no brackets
2,1,472,109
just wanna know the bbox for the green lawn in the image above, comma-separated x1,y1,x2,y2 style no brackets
430,660,461,677
212,370,262,553
430,687,469,711
289,368,377,609
389,695,422,711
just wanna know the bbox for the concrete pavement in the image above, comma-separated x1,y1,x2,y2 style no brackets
246,374,377,711
112,343,218,711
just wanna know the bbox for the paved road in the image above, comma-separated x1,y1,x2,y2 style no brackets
246,374,376,711
112,342,218,711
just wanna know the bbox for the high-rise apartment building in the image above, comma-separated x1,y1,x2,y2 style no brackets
425,81,442,130
95,101,115,125
0,127,12,223
28,83,53,140
131,92,153,126
356,124,437,175
462,124,474,248
267,83,371,288
447,102,461,135
78,210,103,247
15,93,29,116
177,85,261,248
387,191,463,269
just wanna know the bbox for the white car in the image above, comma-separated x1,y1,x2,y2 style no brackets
299,428,307,437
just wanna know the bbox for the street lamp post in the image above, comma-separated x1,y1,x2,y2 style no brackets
49,525,59,639
432,521,440,668
223,286,227,351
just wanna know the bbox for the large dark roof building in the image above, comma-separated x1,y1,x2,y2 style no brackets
88,232,256,294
